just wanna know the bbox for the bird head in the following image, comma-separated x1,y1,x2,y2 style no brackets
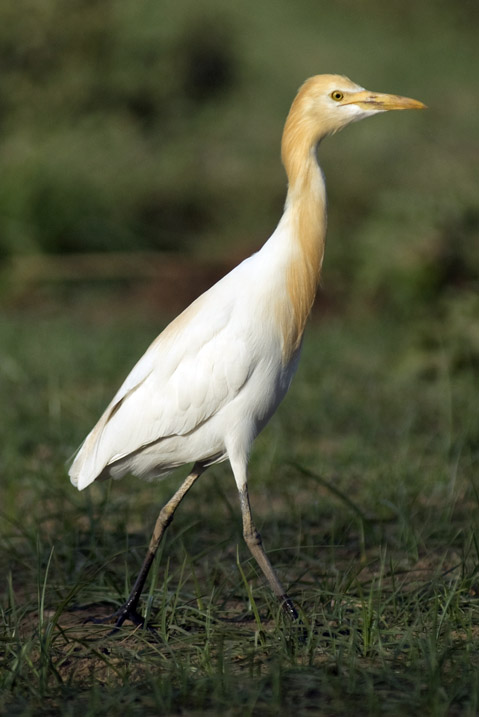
281,74,426,183
290,74,426,138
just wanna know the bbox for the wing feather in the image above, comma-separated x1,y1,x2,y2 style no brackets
69,272,255,489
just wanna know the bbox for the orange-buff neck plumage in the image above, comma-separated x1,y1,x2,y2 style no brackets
68,74,425,630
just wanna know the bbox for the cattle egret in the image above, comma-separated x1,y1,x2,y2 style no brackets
70,75,425,629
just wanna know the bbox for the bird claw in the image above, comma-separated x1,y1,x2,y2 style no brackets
280,595,300,622
279,595,309,644
84,603,157,636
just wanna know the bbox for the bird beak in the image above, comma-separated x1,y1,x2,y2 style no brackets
344,90,427,111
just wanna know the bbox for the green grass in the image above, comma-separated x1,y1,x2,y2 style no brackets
1,292,478,715
1,4,477,711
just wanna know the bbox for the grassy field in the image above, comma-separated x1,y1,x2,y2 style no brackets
1,4,478,711
1,292,478,715
0,2,477,713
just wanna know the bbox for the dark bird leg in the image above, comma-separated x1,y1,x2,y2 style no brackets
90,462,205,632
239,483,299,622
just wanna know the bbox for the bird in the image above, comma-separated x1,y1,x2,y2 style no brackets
69,74,425,630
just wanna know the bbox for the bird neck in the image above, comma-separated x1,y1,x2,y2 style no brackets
277,130,327,362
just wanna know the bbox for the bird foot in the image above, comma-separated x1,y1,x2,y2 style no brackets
280,595,300,622
279,595,309,644
85,603,157,636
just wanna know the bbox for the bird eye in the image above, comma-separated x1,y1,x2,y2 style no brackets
331,91,344,101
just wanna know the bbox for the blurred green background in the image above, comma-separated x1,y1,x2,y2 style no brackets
0,0,477,315
1,6,478,712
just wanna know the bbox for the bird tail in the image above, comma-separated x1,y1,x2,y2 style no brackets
68,414,112,490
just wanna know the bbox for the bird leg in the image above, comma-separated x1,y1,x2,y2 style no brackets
92,463,205,632
239,484,299,621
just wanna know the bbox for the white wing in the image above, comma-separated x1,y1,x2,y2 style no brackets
69,260,259,489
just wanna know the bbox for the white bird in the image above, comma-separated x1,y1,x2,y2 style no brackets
70,74,425,629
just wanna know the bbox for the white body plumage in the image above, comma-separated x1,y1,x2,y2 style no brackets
70,74,425,496
69,208,313,492
68,75,424,627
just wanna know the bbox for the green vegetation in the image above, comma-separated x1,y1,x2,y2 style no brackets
1,0,478,713
1,299,478,715
0,0,478,310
